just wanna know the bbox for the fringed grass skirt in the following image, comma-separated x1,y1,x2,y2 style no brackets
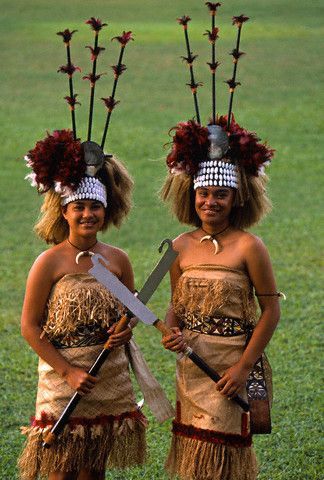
18,344,147,479
166,433,257,480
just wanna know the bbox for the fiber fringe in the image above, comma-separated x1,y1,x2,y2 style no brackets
43,276,124,341
165,434,258,480
173,276,257,327
127,340,175,423
18,417,146,479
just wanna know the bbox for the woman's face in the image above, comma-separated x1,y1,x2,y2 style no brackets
195,186,235,226
62,199,105,237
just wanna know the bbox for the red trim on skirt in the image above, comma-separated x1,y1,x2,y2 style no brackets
172,420,252,448
31,409,146,430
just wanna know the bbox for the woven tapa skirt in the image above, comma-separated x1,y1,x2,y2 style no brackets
19,344,147,479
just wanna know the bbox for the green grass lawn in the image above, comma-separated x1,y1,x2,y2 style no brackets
0,0,323,478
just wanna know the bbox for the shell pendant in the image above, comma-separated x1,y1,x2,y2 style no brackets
200,235,219,255
75,250,95,264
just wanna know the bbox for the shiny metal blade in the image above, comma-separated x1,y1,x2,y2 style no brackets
137,239,178,305
89,254,157,325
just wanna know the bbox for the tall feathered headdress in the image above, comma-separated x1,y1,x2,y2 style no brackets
167,4,274,200
25,18,134,205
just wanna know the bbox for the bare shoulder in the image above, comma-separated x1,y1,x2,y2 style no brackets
99,243,132,275
101,243,130,262
237,231,268,255
235,231,272,273
31,246,59,272
99,243,134,288
172,231,196,253
25,245,63,290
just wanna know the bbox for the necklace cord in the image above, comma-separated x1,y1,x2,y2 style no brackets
67,238,98,252
200,225,230,238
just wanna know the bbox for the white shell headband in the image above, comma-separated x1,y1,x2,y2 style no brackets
61,176,107,207
193,160,238,190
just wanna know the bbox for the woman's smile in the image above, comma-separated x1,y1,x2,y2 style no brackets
195,186,235,226
62,200,106,235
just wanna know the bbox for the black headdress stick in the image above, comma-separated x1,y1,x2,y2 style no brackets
83,18,107,142
101,31,134,150
226,14,249,130
57,29,80,140
205,3,221,125
177,16,202,125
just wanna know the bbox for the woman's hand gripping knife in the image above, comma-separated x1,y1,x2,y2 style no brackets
161,246,186,353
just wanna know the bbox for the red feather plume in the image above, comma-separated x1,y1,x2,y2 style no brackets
217,115,275,175
26,130,85,192
166,120,209,175
166,118,274,177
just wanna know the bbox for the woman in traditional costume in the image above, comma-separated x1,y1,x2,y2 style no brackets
161,5,284,480
18,19,173,480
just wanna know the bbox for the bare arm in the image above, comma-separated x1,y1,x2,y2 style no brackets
217,236,280,397
240,239,280,369
21,253,97,394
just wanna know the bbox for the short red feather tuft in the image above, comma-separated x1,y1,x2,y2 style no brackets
111,31,134,46
85,17,107,32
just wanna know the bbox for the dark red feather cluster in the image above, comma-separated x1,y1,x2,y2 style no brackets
225,78,241,89
230,49,245,60
101,96,120,111
64,94,81,107
112,31,134,46
57,64,81,76
217,115,275,175
111,63,127,77
85,45,105,61
207,61,221,72
85,17,107,32
204,27,219,43
56,29,77,43
26,130,85,192
205,2,222,12
82,72,106,84
166,120,209,175
177,15,191,26
232,14,249,26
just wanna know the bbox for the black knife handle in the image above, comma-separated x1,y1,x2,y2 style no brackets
184,347,250,412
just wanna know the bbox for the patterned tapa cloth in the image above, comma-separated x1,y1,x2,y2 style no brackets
165,265,272,480
19,273,164,479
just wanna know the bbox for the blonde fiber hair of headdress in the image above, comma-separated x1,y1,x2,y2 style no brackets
35,156,133,244
161,172,271,230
